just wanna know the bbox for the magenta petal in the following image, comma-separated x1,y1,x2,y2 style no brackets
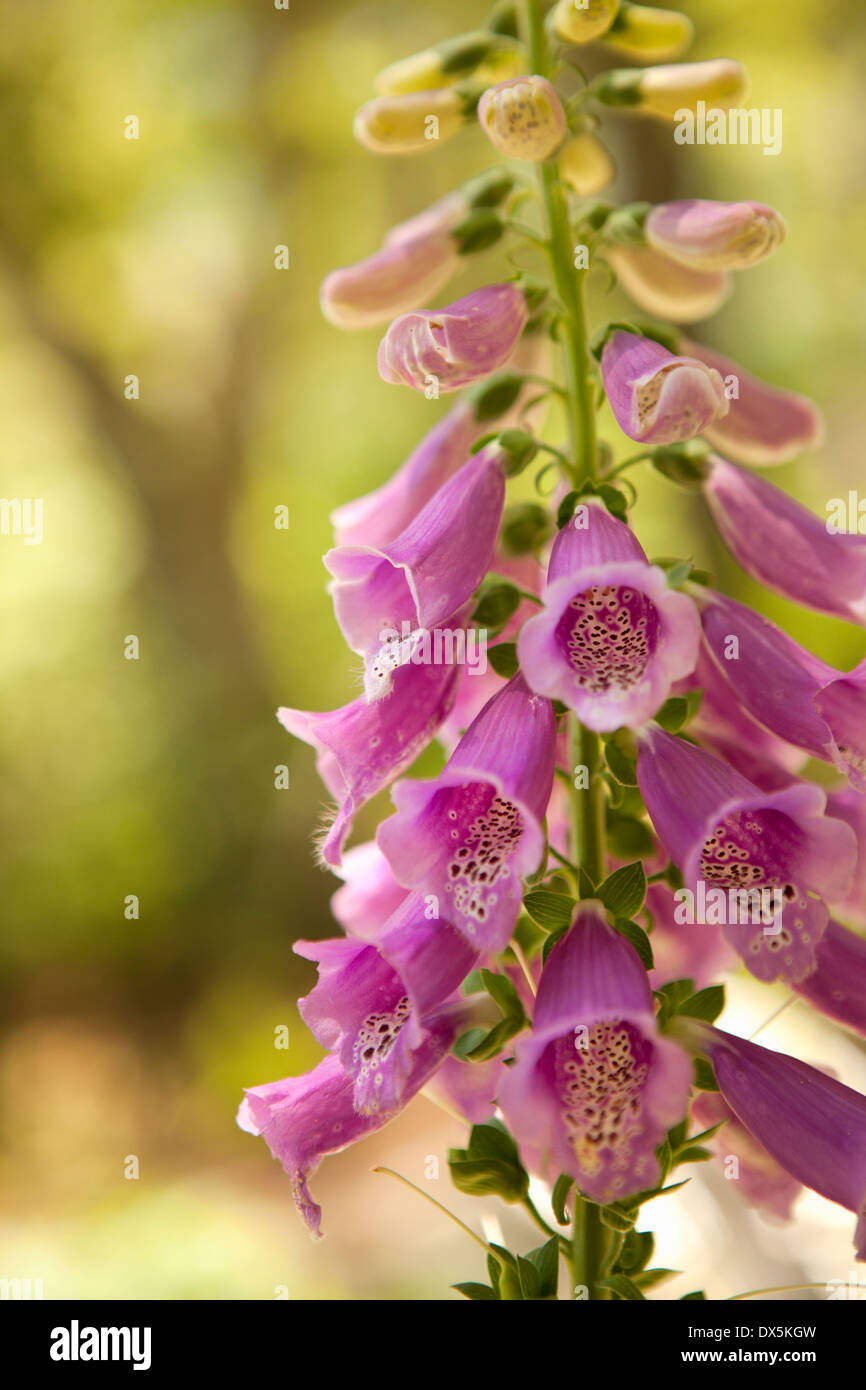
698,1026,866,1257
278,652,459,868
638,726,857,983
704,456,866,623
698,588,866,787
378,284,528,393
499,906,692,1203
682,338,823,465
691,1091,802,1222
794,919,866,1039
826,789,866,929
330,840,408,940
422,1054,502,1125
600,329,728,445
324,446,505,658
645,200,785,272
238,1024,456,1237
377,675,556,950
647,882,737,991
547,499,648,577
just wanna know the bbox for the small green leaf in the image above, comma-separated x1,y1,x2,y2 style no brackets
673,1145,712,1166
678,985,725,1024
664,559,694,590
601,1272,646,1301
526,1237,560,1299
577,866,597,900
452,1281,498,1300
619,1229,654,1275
599,1203,637,1232
556,489,580,530
651,439,712,486
633,1267,679,1290
480,968,526,1022
653,695,690,732
469,370,523,422
606,812,655,860
488,642,518,678
693,1057,720,1092
453,207,504,254
472,579,521,633
612,917,654,971
463,1015,523,1062
500,502,553,556
681,1290,707,1301
598,861,646,919
522,889,576,932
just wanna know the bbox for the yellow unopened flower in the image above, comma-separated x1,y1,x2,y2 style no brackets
594,59,748,121
553,0,620,45
601,2,694,62
558,131,616,196
353,88,467,154
375,32,522,96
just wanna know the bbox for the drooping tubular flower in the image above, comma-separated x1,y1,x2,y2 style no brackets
499,903,693,1204
600,2,694,62
324,445,505,679
278,643,460,868
702,456,866,623
552,0,620,45
238,1017,460,1239
320,193,465,329
793,919,866,1040
680,338,824,464
826,788,866,930
600,329,729,445
636,725,857,983
697,586,866,790
644,200,786,272
353,88,468,155
295,893,477,1117
478,75,568,161
603,243,731,324
377,674,555,951
677,1022,866,1260
378,284,529,393
517,499,700,730
593,58,748,121
691,1090,803,1223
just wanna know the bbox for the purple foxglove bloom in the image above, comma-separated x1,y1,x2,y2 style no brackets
330,840,408,940
517,501,700,731
600,329,728,445
238,1017,458,1238
698,587,866,790
645,200,786,272
826,789,866,929
477,76,568,161
683,1023,866,1259
324,446,505,671
703,456,866,623
637,725,857,983
278,649,459,869
319,193,465,330
604,243,731,324
682,645,806,793
378,284,529,394
691,1091,802,1223
499,904,693,1203
377,675,556,951
681,338,823,465
794,919,866,1040
646,882,736,992
295,895,477,1117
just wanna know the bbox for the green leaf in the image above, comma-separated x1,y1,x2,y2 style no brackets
612,917,654,971
681,1290,707,1301
598,861,646,919
468,370,523,422
452,1281,498,1300
516,1255,540,1300
603,729,639,786
452,1027,487,1058
693,1058,720,1092
651,439,712,487
673,1145,712,1166
599,1202,637,1232
601,1272,646,1301
480,969,526,1022
453,207,504,255
577,866,597,900
633,1267,679,1290
522,889,576,932
619,1229,654,1275
449,1121,529,1201
653,695,690,732
488,642,518,678
542,923,570,963
678,985,725,1024
552,1174,574,1226
664,559,694,590
500,502,553,556
472,579,521,633
463,1015,523,1062
556,489,580,530
526,1237,560,1298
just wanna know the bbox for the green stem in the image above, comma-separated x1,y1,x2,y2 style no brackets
523,0,610,1303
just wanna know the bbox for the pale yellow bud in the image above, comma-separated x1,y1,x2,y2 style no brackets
637,59,748,120
353,89,466,154
602,3,694,62
558,131,616,196
553,0,620,45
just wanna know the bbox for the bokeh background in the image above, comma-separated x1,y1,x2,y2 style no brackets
2,0,865,1299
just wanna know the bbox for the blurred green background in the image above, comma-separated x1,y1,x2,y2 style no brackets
1,0,865,1299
